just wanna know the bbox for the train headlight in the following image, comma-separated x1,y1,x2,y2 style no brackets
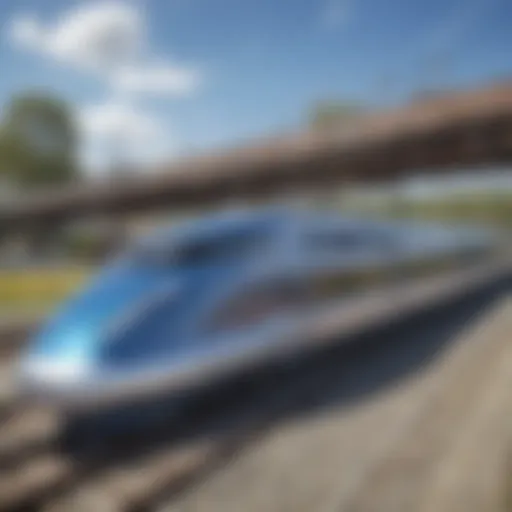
21,356,90,384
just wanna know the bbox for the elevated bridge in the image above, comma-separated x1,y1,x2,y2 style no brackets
2,82,512,228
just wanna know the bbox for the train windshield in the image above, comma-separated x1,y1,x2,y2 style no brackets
127,226,269,268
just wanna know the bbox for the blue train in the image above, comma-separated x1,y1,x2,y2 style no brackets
17,207,494,413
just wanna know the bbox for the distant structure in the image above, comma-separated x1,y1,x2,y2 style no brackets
2,82,512,230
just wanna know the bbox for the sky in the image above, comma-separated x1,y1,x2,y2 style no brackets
0,0,511,176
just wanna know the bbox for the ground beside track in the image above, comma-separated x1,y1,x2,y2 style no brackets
161,289,512,512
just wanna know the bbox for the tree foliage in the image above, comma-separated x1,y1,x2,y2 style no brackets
309,100,364,130
0,92,79,188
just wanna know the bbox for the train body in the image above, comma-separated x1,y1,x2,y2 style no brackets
17,208,495,413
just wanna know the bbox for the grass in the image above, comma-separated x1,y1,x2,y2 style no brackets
340,190,512,230
0,267,91,319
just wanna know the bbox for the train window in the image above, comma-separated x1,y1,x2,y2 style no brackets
207,281,301,333
172,231,265,266
305,229,394,251
128,229,267,267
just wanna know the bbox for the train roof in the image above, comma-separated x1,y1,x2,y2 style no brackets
134,206,495,252
136,207,290,249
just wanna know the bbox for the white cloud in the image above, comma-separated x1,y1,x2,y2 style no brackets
78,100,175,173
9,2,141,72
7,1,201,97
113,61,202,96
79,101,159,141
9,14,42,47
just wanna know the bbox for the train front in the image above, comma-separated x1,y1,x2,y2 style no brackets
16,256,186,411
16,214,275,414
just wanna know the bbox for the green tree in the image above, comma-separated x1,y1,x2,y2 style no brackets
0,91,79,188
309,100,364,130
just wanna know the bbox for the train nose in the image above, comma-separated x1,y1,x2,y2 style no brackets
18,355,92,405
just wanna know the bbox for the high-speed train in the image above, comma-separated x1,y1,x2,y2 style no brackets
17,207,495,413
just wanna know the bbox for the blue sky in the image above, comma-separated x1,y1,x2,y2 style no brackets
0,0,511,174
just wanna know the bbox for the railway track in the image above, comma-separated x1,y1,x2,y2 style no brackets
0,260,509,512
160,293,511,512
